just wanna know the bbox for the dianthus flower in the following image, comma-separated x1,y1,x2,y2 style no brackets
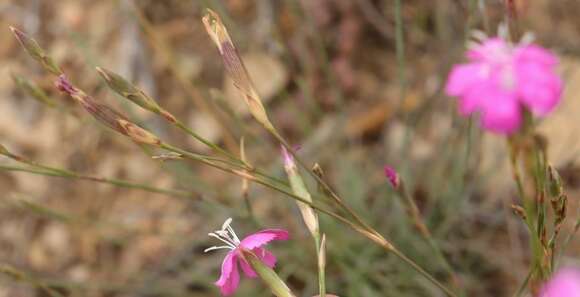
205,218,289,296
541,267,580,297
445,34,562,134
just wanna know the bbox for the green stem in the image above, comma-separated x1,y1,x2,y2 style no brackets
173,120,249,167
314,234,326,297
390,248,458,297
0,164,201,202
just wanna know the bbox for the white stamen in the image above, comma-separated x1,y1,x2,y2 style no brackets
205,218,243,254
222,217,233,230
226,225,241,244
520,32,535,46
204,245,234,253
472,30,488,42
209,233,236,248
498,23,510,41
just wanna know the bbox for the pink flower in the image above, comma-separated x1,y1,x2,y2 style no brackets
205,218,289,296
445,35,562,134
383,166,400,189
541,268,580,297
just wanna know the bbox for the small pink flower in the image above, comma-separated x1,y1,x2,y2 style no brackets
445,34,562,134
205,218,289,296
541,267,580,297
383,166,400,189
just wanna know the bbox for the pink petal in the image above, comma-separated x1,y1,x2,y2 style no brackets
239,248,278,278
254,247,277,268
240,229,289,250
239,256,258,278
467,38,509,61
445,63,487,97
515,62,562,115
480,92,522,134
215,252,240,296
541,268,580,297
515,44,558,67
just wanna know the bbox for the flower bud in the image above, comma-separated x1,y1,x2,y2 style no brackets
548,166,564,198
281,145,319,237
202,10,276,133
383,166,400,189
10,26,62,75
96,67,176,122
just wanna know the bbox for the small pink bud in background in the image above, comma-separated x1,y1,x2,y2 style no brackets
541,268,580,297
383,166,400,189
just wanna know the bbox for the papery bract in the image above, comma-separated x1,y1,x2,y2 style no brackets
445,35,562,134
206,218,289,296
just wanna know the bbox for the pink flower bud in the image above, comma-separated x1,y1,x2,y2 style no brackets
384,166,400,189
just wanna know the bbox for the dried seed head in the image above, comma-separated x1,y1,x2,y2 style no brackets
10,26,62,75
117,119,161,145
548,166,564,198
96,67,175,122
0,144,9,155
202,10,275,133
312,163,324,179
511,204,527,221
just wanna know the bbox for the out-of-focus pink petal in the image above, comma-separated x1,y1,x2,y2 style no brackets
445,63,488,97
541,268,580,297
516,44,558,67
240,229,289,250
215,252,240,296
467,38,509,61
516,62,562,115
480,92,521,134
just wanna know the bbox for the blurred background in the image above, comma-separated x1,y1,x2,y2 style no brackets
0,0,579,296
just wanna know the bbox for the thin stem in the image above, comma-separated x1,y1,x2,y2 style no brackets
394,0,407,103
0,164,201,202
390,248,458,297
398,183,462,293
0,264,65,297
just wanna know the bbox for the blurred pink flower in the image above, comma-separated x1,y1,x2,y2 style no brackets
541,267,580,297
445,35,562,134
205,218,289,296
383,166,400,189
